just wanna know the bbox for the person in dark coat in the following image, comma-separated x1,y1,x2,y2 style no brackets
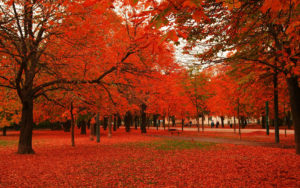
211,120,214,128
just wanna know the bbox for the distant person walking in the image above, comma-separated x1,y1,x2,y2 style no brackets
211,120,214,128
216,121,220,128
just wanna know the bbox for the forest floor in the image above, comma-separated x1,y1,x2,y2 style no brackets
0,128,299,187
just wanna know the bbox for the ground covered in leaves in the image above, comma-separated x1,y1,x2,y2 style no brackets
0,129,299,187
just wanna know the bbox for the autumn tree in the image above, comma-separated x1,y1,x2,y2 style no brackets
0,0,163,153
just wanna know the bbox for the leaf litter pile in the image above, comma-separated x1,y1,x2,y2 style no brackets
0,129,299,187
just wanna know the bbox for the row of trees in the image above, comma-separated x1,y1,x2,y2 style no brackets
144,0,299,153
0,0,299,154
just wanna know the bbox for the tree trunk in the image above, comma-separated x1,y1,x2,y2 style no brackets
108,115,112,138
117,114,121,128
3,126,7,136
70,102,75,147
233,116,236,133
18,98,35,154
237,100,241,139
80,120,86,135
96,113,100,142
87,118,91,129
182,118,184,131
113,114,117,131
172,116,175,127
103,117,108,130
273,72,280,143
124,111,131,132
140,104,147,133
135,116,138,130
286,76,300,154
163,117,165,130
221,116,224,128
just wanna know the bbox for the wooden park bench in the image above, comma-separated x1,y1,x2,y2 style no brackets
168,128,182,135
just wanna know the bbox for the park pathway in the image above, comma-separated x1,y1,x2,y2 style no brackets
149,127,294,134
151,134,295,149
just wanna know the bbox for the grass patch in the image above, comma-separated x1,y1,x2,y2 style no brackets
0,140,17,147
116,139,214,151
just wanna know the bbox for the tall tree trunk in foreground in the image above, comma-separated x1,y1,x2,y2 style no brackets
287,76,300,154
18,98,34,154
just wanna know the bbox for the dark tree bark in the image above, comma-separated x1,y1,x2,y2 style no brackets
124,111,132,132
273,71,279,143
113,114,117,131
237,99,241,139
261,116,266,129
96,113,100,142
87,118,91,129
2,126,7,136
233,116,236,133
261,116,265,129
221,116,224,128
80,120,86,135
181,118,184,131
117,114,121,128
140,104,147,133
163,117,165,130
70,102,75,147
103,117,108,130
18,98,35,154
108,115,112,137
172,116,175,127
287,76,300,154
134,116,138,130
